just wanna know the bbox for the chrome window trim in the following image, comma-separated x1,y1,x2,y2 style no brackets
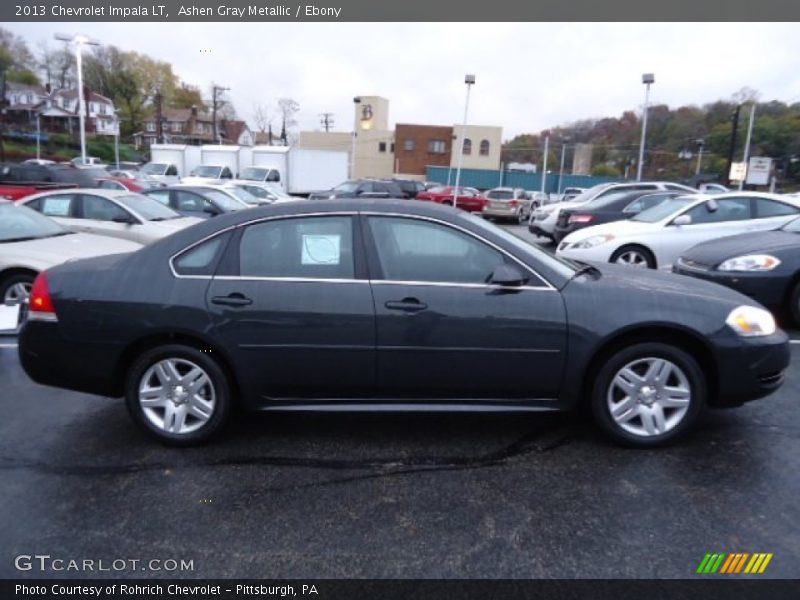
168,210,558,291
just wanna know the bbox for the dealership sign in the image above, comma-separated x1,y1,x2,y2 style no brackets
746,157,773,185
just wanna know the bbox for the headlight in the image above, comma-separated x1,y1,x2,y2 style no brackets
717,254,781,272
571,234,615,249
726,305,776,337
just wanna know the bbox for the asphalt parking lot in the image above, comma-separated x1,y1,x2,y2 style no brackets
1,226,798,579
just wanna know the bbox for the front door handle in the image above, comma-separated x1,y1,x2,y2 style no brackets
211,293,253,307
385,298,428,313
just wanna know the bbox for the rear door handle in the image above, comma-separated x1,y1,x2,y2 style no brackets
385,298,428,313
211,293,253,307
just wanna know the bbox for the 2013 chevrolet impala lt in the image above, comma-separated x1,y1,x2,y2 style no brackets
19,200,790,447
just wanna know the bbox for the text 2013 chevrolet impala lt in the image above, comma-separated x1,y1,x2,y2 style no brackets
19,201,790,447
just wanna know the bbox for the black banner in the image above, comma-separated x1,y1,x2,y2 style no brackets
3,580,800,600
3,0,800,22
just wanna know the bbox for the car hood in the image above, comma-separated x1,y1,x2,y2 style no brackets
680,230,800,265
143,217,203,233
2,232,141,269
563,218,658,242
575,260,760,311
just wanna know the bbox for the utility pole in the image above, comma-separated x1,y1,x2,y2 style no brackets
725,104,742,186
319,112,334,132
211,84,230,144
154,91,163,144
738,103,757,191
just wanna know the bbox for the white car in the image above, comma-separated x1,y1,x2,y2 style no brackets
0,200,141,330
529,181,696,240
20,189,202,245
181,165,235,185
556,192,800,270
172,183,254,208
232,181,300,204
698,183,730,194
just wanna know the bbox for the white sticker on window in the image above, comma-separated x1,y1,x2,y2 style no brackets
301,234,341,265
42,198,71,217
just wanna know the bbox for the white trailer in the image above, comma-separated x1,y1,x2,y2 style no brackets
146,144,201,182
245,146,348,195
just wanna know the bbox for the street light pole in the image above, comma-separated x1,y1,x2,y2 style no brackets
695,139,704,175
55,33,100,166
211,85,230,144
636,73,655,182
351,97,361,179
540,133,549,194
557,136,569,194
36,112,41,160
113,111,120,170
738,103,757,191
452,74,476,211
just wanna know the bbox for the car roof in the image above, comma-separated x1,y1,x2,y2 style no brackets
21,187,137,202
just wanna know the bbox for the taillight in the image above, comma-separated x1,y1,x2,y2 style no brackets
568,214,595,224
509,200,520,207
28,273,58,322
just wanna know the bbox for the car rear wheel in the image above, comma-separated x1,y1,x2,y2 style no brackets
1,273,34,307
610,245,656,269
125,344,231,446
591,342,705,447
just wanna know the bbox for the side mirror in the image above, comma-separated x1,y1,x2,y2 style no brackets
204,206,221,216
706,199,718,212
112,214,135,225
490,264,526,287
673,214,692,226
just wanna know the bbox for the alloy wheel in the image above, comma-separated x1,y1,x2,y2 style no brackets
138,358,216,434
614,250,650,268
606,357,691,437
3,282,32,306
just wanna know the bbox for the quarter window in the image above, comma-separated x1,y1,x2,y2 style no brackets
173,234,229,276
754,198,799,218
368,217,507,285
239,216,355,280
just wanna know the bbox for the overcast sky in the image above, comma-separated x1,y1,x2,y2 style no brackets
9,22,800,140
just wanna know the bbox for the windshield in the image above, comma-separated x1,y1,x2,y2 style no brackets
463,212,577,281
200,189,246,211
564,183,612,205
333,181,360,193
115,194,182,220
631,197,694,222
142,163,168,175
191,166,222,178
239,167,268,181
487,190,514,200
237,184,269,199
224,186,258,205
783,216,800,233
0,203,71,242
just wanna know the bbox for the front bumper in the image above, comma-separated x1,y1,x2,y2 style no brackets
673,261,789,309
708,329,791,407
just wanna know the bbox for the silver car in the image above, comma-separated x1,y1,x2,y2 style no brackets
481,187,533,223
20,189,202,245
0,200,141,331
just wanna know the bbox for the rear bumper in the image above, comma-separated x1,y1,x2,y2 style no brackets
483,206,521,220
673,263,789,309
19,321,123,398
708,330,791,407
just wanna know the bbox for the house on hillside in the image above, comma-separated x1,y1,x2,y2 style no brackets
2,81,117,135
135,106,253,148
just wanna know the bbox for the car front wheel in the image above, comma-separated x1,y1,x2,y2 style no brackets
125,344,232,446
610,245,656,269
591,342,705,447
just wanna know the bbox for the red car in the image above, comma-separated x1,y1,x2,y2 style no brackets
95,177,145,193
415,185,488,212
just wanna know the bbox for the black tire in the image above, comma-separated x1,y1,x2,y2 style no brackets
609,245,656,269
0,272,35,307
590,342,706,447
125,344,232,446
790,280,800,328
442,200,453,206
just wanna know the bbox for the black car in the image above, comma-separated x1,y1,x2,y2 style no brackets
142,186,247,219
0,162,97,187
552,190,681,244
674,216,800,326
390,178,426,199
308,179,404,200
19,200,789,447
